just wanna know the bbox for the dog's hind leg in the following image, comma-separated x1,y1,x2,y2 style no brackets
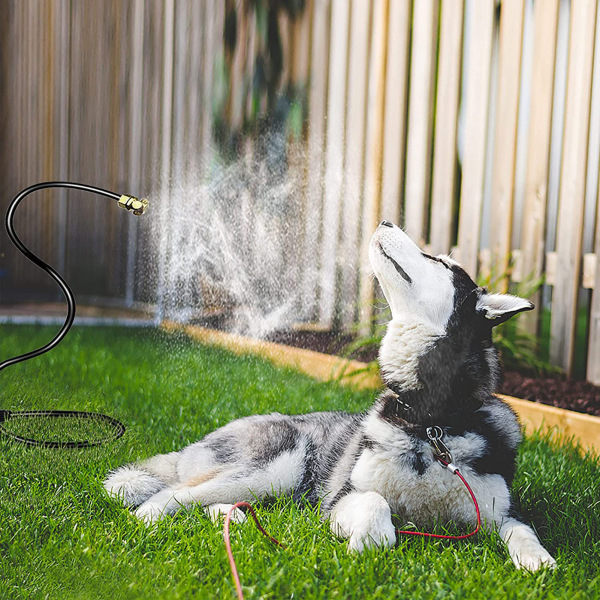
206,504,247,523
103,452,180,508
133,469,258,524
134,449,305,524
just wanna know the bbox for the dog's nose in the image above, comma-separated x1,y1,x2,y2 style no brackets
380,220,394,228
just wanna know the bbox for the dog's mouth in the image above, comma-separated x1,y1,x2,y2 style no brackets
376,241,412,284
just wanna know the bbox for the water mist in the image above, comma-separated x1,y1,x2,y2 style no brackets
152,139,322,339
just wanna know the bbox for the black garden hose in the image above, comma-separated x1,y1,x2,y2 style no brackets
0,182,147,448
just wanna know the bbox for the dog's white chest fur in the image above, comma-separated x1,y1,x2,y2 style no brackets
351,415,510,525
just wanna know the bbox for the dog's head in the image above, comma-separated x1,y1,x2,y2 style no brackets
370,221,532,416
370,221,532,333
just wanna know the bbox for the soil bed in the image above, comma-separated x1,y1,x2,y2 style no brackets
267,330,600,418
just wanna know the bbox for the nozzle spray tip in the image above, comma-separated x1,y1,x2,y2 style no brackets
118,194,149,216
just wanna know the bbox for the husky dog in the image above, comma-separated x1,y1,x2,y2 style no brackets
104,222,556,571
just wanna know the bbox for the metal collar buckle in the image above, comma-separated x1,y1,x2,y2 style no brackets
426,425,454,464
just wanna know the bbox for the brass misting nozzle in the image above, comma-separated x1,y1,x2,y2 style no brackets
118,194,149,216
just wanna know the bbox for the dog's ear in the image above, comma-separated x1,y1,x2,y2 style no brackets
476,293,534,325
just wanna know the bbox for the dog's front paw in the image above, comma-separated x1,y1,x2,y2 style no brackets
513,544,557,571
331,491,397,553
347,520,397,553
500,519,557,572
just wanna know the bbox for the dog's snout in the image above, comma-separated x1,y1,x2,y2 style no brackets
380,220,394,228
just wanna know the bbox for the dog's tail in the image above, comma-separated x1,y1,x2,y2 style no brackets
103,452,180,507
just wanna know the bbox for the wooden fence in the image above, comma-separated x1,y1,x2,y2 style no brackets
1,0,600,383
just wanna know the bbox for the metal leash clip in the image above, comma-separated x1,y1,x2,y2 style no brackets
426,425,454,464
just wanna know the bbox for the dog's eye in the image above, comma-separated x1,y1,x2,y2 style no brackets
389,256,412,284
422,253,449,268
380,247,412,283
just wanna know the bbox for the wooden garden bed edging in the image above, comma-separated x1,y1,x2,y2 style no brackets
162,321,600,456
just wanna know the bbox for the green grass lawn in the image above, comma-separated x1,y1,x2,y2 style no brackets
0,325,599,599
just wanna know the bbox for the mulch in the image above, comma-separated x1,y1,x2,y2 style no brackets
267,330,600,418
500,371,600,417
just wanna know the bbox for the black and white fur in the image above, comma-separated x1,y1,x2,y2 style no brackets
104,222,556,570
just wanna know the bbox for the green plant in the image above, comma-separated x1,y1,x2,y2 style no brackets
477,269,563,378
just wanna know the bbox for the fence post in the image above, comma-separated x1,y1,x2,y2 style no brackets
404,0,438,246
125,0,145,307
489,0,525,290
302,0,330,323
550,0,597,373
155,0,176,323
379,0,411,227
585,3,600,384
456,0,495,278
339,0,372,328
318,0,350,328
359,0,389,334
54,0,71,281
201,0,220,167
520,0,560,334
287,3,312,323
588,193,600,383
430,0,464,256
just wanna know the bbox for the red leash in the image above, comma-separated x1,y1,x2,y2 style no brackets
223,460,481,600
224,501,286,600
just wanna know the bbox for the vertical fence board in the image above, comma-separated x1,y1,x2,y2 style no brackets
11,2,51,292
456,0,495,278
339,0,372,327
54,0,70,278
156,0,176,321
430,0,464,255
279,11,292,96
134,2,167,304
404,0,438,246
24,3,37,268
302,0,330,321
588,191,600,383
37,2,53,271
586,2,600,384
109,1,133,296
583,6,600,263
244,10,258,121
187,0,205,176
550,0,597,372
287,6,312,323
291,1,311,87
359,0,389,332
226,0,247,132
201,0,219,165
520,0,560,332
0,3,19,296
380,0,411,226
546,0,571,269
124,0,145,306
489,0,525,288
318,0,350,327
169,0,195,314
